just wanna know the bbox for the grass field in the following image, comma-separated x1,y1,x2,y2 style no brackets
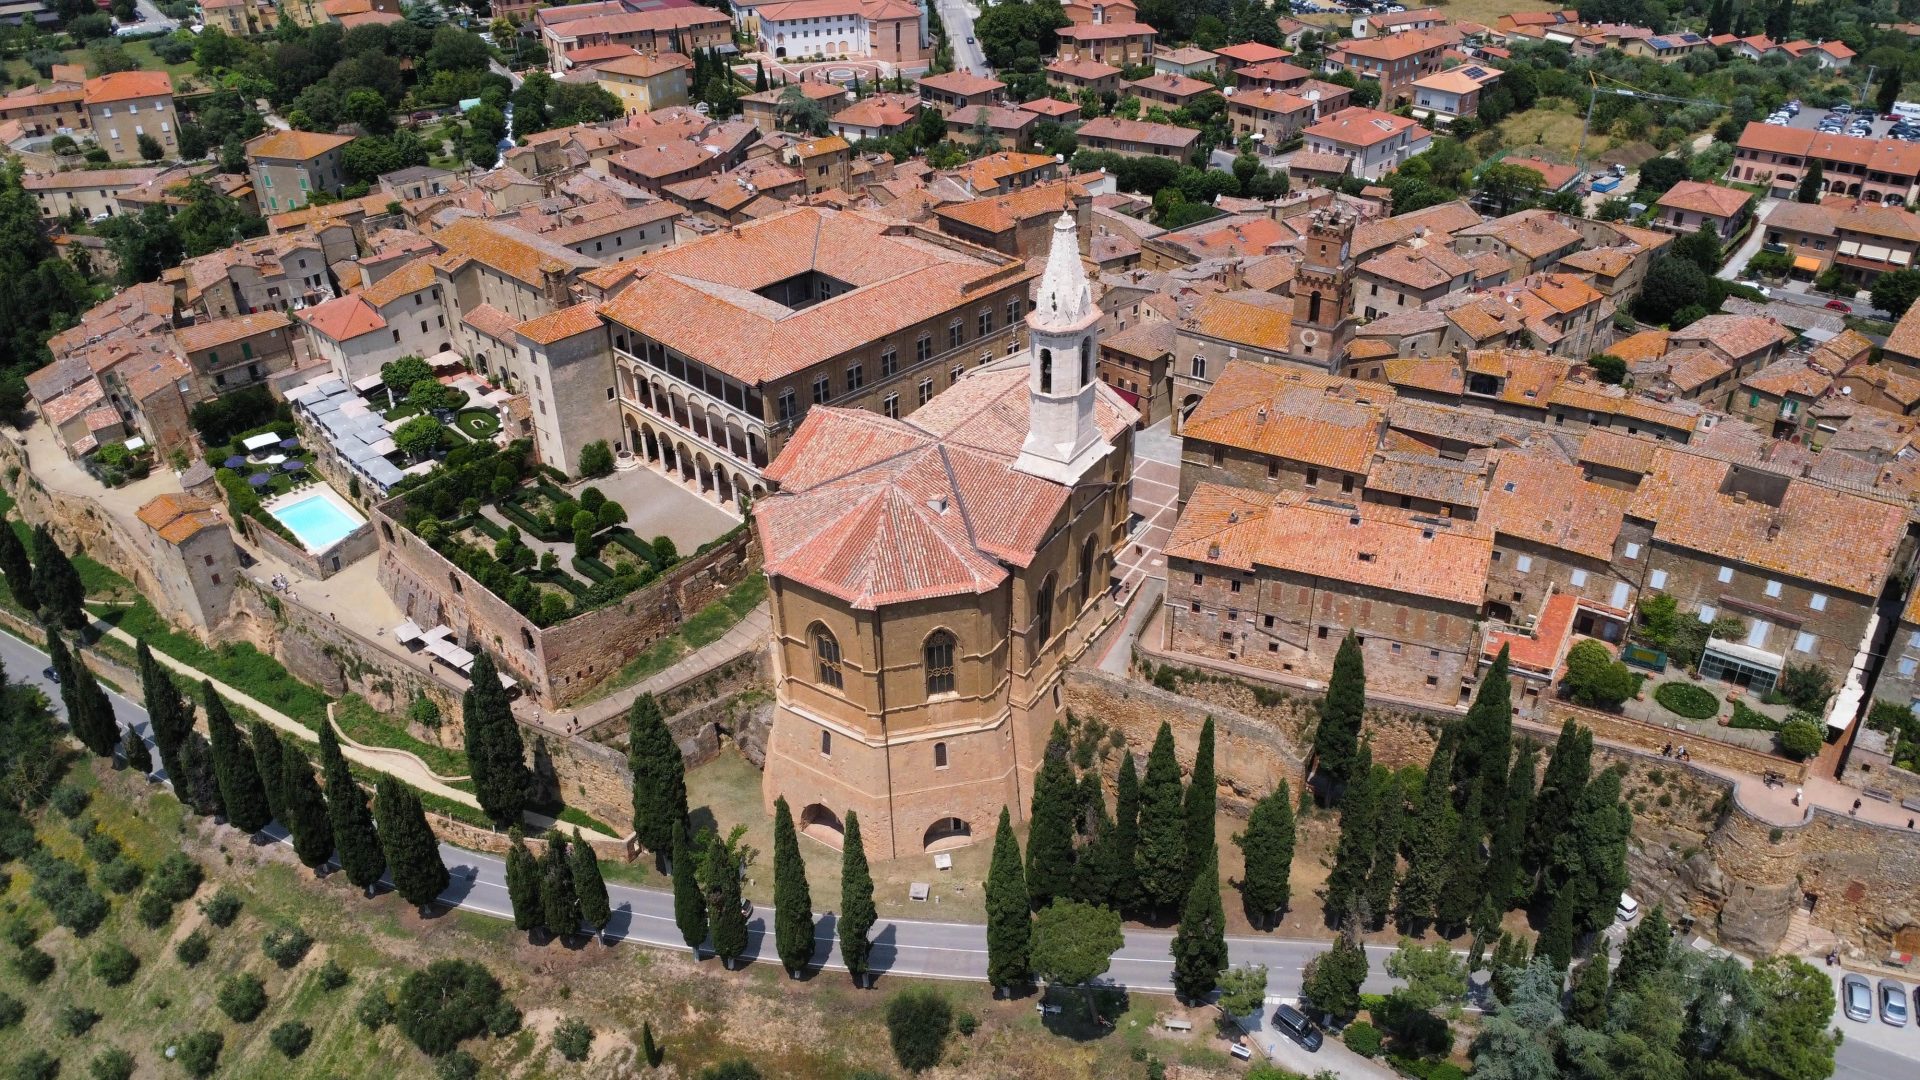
3,41,201,92
1494,102,1617,162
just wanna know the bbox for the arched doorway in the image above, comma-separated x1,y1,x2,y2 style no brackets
800,804,844,848
923,816,973,853
716,469,735,505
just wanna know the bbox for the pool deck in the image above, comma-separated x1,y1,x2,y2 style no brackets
263,482,368,555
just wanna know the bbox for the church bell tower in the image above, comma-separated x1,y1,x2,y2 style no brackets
1289,208,1356,372
1014,212,1111,486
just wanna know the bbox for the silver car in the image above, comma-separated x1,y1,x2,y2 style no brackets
1842,974,1871,1022
1880,979,1909,1026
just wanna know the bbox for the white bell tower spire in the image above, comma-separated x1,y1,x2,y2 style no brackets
1014,212,1110,485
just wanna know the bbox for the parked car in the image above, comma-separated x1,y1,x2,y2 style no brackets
1880,979,1909,1026
41,666,58,684
1842,974,1873,1022
1617,893,1641,923
1826,299,1854,312
1272,1003,1324,1051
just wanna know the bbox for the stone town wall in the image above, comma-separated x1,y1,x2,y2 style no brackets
1537,700,1806,782
218,581,457,719
427,811,636,863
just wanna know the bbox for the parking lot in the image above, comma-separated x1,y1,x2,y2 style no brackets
1764,102,1914,141
1831,968,1920,1060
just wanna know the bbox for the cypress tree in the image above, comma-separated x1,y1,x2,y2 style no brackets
1233,780,1294,929
0,517,37,612
540,830,581,941
1551,769,1631,935
136,641,186,769
642,1022,662,1067
249,718,288,826
177,731,225,818
1135,721,1188,913
375,775,448,912
123,726,153,775
29,524,84,631
1613,905,1673,994
1797,160,1824,204
1171,848,1228,1002
204,684,271,833
838,810,876,985
984,807,1030,991
771,797,815,976
505,828,542,933
671,819,708,956
1110,754,1142,911
463,652,529,829
1435,782,1487,934
1523,719,1592,885
1568,951,1612,1027
280,739,333,874
319,719,384,892
1396,744,1456,929
1453,646,1512,814
1322,742,1379,928
1880,70,1905,118
1488,931,1530,1004
1533,887,1576,970
707,833,749,968
1361,769,1405,931
1183,716,1216,887
51,632,118,759
1024,723,1077,907
1311,632,1366,796
627,693,687,863
755,61,769,92
1485,742,1537,910
571,828,611,936
45,626,76,687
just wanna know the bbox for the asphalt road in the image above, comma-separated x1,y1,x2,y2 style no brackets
936,0,987,76
7,628,1907,1076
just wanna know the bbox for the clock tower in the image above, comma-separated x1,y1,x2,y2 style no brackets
1289,208,1356,373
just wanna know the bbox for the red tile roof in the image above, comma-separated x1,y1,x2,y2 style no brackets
83,70,172,104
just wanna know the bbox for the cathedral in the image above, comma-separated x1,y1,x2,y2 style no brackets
751,213,1139,861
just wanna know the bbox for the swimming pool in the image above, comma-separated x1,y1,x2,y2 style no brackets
270,493,366,553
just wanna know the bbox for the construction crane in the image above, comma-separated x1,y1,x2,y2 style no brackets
1573,70,1732,186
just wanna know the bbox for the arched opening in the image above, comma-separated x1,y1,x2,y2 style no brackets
380,522,395,544
1078,533,1099,611
449,572,463,594
678,444,696,483
933,742,948,768
1039,347,1052,393
923,816,973,852
1079,337,1092,385
520,627,534,650
924,630,956,696
716,469,735,505
1033,573,1055,654
799,803,843,848
812,623,844,689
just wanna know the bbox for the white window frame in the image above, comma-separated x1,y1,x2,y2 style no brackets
1649,569,1668,590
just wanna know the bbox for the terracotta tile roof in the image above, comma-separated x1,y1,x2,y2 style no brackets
918,71,1006,96
1762,199,1836,236
1608,329,1670,363
1215,42,1289,64
1667,314,1792,361
933,180,1085,234
1842,364,1920,407
459,303,520,343
174,311,290,354
1457,208,1583,260
1057,21,1157,40
1527,274,1604,314
1305,106,1429,149
1578,428,1656,475
297,293,386,341
83,70,172,104
1186,290,1292,352
1444,295,1525,341
1482,449,1628,561
42,378,105,426
1364,450,1488,509
137,493,223,543
1559,246,1635,278
1234,59,1314,85
1348,338,1397,360
1101,318,1174,360
431,216,597,288
1413,69,1488,96
1358,242,1474,289
1483,589,1581,676
1182,361,1385,473
1742,357,1833,399
1168,482,1493,606
1547,380,1700,431
1021,97,1080,118
1835,202,1920,243
1333,30,1446,61
516,302,604,345
1654,180,1751,219
357,257,437,308
1126,72,1214,98
756,364,1134,608
246,129,355,161
1231,87,1316,116
594,51,695,79
1628,445,1907,595
1078,116,1200,149
832,95,919,129
1655,348,1732,393
1735,122,1920,177
1887,301,1920,362
1047,57,1124,80
1352,199,1482,255
21,168,164,191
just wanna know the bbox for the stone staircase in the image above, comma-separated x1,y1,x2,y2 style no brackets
1779,906,1842,958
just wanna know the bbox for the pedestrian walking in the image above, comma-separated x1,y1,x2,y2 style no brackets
1793,786,1802,806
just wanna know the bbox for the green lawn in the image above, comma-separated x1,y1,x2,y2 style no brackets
331,694,469,779
97,598,334,729
454,408,501,440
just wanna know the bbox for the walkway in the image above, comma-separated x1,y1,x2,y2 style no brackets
561,603,772,732
1718,196,1779,281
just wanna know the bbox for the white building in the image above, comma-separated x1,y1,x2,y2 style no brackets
1301,106,1433,181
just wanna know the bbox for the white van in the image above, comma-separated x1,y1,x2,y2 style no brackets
1617,893,1641,923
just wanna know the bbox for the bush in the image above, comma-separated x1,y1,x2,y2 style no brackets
10,1049,57,1080
134,890,175,929
216,973,268,1023
175,1031,222,1079
578,440,614,478
86,1048,133,1080
436,1051,480,1080
956,1010,978,1036
485,999,521,1038
1563,639,1636,711
11,945,54,984
96,857,144,895
1653,681,1719,720
0,992,23,1029
49,785,90,818
1778,663,1834,712
3,919,37,950
1344,1019,1383,1057
198,887,242,928
175,930,210,967
698,1063,763,1080
81,829,121,864
357,988,396,1030
317,958,350,990
553,1017,594,1061
1777,717,1825,760
396,959,504,1056
270,1020,313,1059
261,926,313,969
148,854,203,905
91,942,139,986
58,1004,101,1036
886,988,952,1073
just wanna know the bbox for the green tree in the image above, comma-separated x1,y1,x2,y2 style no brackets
1301,929,1369,1023
771,797,815,976
279,739,333,873
374,774,448,912
1183,715,1216,888
1232,780,1295,928
1323,742,1380,927
177,730,225,819
1362,768,1405,930
249,718,287,827
1719,957,1840,1080
1436,783,1488,933
1532,887,1577,970
203,684,271,834
1797,159,1824,203
1879,70,1905,116
1110,754,1142,910
393,415,445,459
1069,771,1123,908
0,518,37,612
704,828,750,968
1568,951,1611,1028
318,719,384,893
1025,723,1077,907
123,726,153,776
1387,938,1469,1014
670,818,708,957
571,828,610,935
1871,268,1920,319
838,809,876,984
539,829,581,941
984,807,1030,990
1612,904,1672,995
1029,899,1122,988
885,987,952,1074
1547,768,1631,935
577,440,614,478
1396,743,1457,929
57,635,120,760
462,652,529,828
1454,645,1513,810
505,828,541,933
1312,632,1366,795
29,525,84,631
1484,742,1537,909
1471,957,1568,1079
1170,849,1228,1002
1135,721,1188,912
1218,963,1269,1018
627,692,687,863
1523,719,1592,886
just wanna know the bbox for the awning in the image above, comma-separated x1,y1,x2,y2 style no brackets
1894,249,1913,266
392,619,422,644
1793,254,1823,271
242,432,282,451
352,373,384,392
123,437,146,453
1839,240,1861,256
1860,244,1893,262
497,673,518,690
1113,387,1141,407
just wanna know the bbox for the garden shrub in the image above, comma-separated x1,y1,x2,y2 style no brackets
58,1004,101,1036
175,930,209,967
80,828,120,864
435,1052,479,1080
317,958,350,990
134,890,175,929
216,973,267,1023
86,1048,133,1080
1777,717,1824,760
270,1020,313,1059
357,988,396,1030
10,1049,57,1080
90,942,138,986
553,1017,593,1061
10,946,53,984
1728,699,1779,731
886,988,952,1074
1653,681,1718,720
48,785,89,818
3,918,37,950
147,853,203,904
0,993,22,1030
198,887,242,927
26,851,107,936
175,1031,222,1079
262,926,314,969
485,999,521,1038
96,857,144,895
396,960,504,1056
1344,1019,1383,1057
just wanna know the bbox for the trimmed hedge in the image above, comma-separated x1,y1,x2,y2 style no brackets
1653,681,1719,720
571,555,614,583
214,468,300,546
467,515,507,542
534,570,589,598
496,499,561,542
607,529,667,570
